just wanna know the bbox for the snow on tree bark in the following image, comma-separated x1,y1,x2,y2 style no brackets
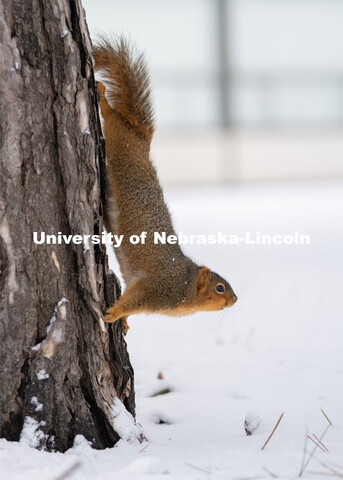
0,0,142,451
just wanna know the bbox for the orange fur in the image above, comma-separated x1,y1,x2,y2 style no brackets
93,37,237,332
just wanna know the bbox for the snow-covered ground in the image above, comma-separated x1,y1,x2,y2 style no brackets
1,181,343,479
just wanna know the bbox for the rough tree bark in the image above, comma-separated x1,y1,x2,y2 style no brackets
0,0,142,451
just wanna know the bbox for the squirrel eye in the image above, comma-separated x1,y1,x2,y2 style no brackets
215,283,225,294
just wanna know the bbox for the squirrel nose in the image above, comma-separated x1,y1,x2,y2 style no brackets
226,293,237,307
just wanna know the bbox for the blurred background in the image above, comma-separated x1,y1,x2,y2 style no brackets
83,0,343,185
81,4,343,473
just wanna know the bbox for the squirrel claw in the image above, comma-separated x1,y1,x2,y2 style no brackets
106,306,116,314
122,317,130,335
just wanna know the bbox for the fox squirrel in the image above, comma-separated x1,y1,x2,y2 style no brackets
93,37,237,333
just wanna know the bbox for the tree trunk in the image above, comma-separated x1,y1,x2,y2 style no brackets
0,0,142,451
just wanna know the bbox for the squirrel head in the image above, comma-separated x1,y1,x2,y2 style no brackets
195,267,237,311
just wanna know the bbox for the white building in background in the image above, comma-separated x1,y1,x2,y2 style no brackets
84,0,343,184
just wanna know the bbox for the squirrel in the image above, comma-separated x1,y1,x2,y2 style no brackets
93,37,237,333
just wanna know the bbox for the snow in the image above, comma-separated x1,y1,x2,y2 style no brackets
46,297,68,335
123,456,168,475
37,369,49,380
66,434,93,455
110,398,143,444
30,397,43,412
1,181,343,479
32,297,69,358
19,417,47,449
244,412,267,436
31,342,42,352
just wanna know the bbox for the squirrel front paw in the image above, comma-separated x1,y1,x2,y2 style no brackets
104,305,119,323
104,310,130,335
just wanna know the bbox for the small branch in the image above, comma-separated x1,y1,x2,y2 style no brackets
307,435,326,453
305,455,343,478
321,408,333,426
299,426,309,476
139,443,150,453
261,412,284,451
299,424,331,476
307,472,343,478
53,462,81,480
310,456,343,477
263,466,279,478
313,434,329,452
185,462,211,474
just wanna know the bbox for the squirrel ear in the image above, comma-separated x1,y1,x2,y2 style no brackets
196,267,212,291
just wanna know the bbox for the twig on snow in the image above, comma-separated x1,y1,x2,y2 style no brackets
307,453,343,477
307,472,343,478
299,426,309,475
53,462,81,480
299,424,331,477
313,433,329,452
327,462,343,471
139,443,150,453
321,408,333,426
263,466,279,478
307,435,326,453
185,462,211,474
261,412,284,451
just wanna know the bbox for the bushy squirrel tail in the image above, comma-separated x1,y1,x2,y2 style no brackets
93,35,155,142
